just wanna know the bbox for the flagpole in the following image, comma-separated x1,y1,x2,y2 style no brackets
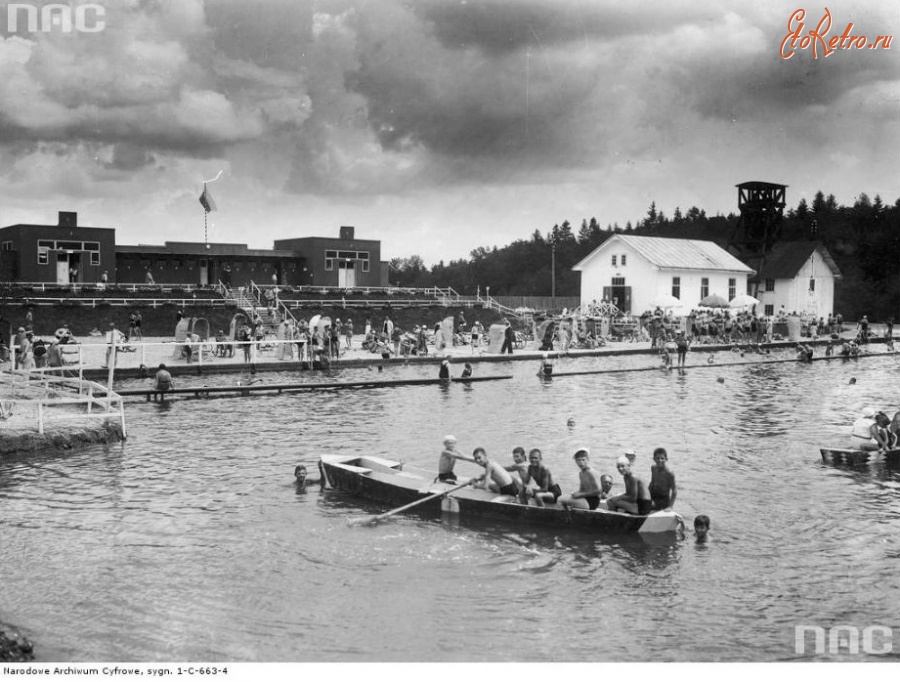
203,182,208,245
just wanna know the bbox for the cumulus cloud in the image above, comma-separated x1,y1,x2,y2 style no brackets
0,0,896,262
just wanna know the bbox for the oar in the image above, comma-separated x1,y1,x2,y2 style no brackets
349,475,484,526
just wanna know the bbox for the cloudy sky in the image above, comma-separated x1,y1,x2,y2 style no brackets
1,0,897,264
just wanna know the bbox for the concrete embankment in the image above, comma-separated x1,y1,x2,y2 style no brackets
0,420,125,457
0,623,35,662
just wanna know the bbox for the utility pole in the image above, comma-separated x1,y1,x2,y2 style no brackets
551,241,556,300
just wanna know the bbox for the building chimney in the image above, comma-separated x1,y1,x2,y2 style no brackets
339,225,354,240
58,211,78,228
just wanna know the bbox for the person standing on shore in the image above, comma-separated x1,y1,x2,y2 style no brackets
103,322,118,369
344,319,353,349
501,321,515,355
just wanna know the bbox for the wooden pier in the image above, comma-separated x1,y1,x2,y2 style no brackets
115,374,513,401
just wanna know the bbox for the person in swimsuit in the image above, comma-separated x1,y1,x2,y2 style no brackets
648,447,677,510
558,449,603,510
518,448,563,507
538,353,553,377
675,330,690,369
471,447,519,497
504,447,529,482
437,435,475,482
694,515,710,542
607,456,653,515
153,363,173,393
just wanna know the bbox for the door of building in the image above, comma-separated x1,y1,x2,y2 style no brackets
200,260,209,286
338,261,356,288
56,254,69,284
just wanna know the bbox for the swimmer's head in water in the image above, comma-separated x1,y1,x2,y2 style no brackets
294,465,307,482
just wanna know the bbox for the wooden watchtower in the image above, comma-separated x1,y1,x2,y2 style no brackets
729,181,787,295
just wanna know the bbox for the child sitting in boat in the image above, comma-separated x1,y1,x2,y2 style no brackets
558,449,604,511
606,456,653,515
504,447,529,482
648,447,677,510
471,447,519,498
437,435,476,483
518,448,562,507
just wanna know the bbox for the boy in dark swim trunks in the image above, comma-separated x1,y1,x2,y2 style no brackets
437,435,475,482
607,456,653,515
648,447,677,510
471,447,519,497
518,448,563,507
558,449,603,510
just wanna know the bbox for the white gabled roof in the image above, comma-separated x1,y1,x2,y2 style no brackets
573,235,754,274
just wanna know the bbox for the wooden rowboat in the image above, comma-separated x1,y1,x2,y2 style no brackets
319,454,683,535
820,447,900,465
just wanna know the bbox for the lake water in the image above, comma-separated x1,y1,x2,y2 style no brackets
2,351,899,662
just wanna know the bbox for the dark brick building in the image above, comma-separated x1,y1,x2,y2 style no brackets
0,213,388,288
0,212,115,284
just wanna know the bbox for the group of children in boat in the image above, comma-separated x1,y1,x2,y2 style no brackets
437,436,677,514
851,407,900,452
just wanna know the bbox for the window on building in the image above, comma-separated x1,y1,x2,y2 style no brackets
325,250,338,259
325,258,333,271
362,261,370,273
611,276,625,286
338,250,357,259
672,277,681,299
700,277,709,299
90,252,100,266
38,247,49,265
1,241,12,251
809,278,816,291
728,278,736,300
84,242,100,253
765,278,775,292
57,241,81,251
611,255,617,267
357,251,370,260
621,254,627,266
765,304,774,316
38,239,54,250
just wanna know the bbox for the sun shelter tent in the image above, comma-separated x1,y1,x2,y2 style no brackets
487,324,506,353
173,316,191,358
229,313,249,341
434,316,454,352
190,318,209,342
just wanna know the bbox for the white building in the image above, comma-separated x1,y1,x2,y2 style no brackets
750,241,842,319
572,234,755,315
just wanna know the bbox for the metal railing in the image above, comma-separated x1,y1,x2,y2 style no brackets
1,370,126,436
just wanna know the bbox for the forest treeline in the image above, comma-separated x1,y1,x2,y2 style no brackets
390,192,900,319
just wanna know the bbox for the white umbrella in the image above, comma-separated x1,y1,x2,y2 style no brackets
649,293,683,309
730,293,760,308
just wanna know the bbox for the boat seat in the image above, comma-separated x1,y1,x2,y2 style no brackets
338,464,373,475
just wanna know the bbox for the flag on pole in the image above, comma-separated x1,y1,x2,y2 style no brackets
199,183,217,213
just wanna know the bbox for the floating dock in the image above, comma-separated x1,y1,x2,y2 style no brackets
114,374,513,401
